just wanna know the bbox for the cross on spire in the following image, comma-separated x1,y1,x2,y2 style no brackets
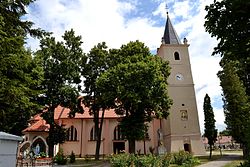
165,3,169,15
161,2,181,45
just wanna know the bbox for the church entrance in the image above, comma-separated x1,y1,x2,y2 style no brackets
184,143,191,153
113,142,125,154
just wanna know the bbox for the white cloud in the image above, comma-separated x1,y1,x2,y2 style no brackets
152,2,167,18
25,0,225,132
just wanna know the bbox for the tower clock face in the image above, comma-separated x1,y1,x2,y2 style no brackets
175,73,184,81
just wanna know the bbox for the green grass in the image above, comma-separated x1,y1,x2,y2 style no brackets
196,154,224,164
196,150,244,166
66,158,106,167
223,159,244,167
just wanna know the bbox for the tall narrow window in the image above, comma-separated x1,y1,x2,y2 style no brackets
67,125,77,141
174,52,180,60
90,126,98,141
114,125,125,140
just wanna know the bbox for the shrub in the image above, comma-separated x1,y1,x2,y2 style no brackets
54,149,67,165
239,156,250,167
109,153,131,167
109,153,167,167
108,150,199,167
69,151,75,163
39,152,46,158
170,150,200,167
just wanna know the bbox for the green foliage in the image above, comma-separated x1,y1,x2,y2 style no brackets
203,94,217,158
69,151,76,163
239,156,250,167
54,149,67,165
109,151,200,167
218,60,250,147
80,42,109,159
96,40,172,153
170,150,200,166
204,0,250,59
36,29,86,156
205,0,250,157
119,114,148,141
0,0,44,135
46,124,67,145
219,129,230,136
109,153,163,167
39,152,46,158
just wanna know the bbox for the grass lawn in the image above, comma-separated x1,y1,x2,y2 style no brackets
196,154,224,164
196,150,243,165
223,159,244,167
64,158,107,167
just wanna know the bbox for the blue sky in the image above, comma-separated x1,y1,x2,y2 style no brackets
25,0,225,132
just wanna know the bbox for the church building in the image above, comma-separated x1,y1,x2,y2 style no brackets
20,13,205,157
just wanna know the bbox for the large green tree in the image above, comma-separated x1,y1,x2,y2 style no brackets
203,94,217,159
204,0,250,94
0,0,44,135
80,42,109,160
204,0,250,157
35,29,86,157
218,60,250,157
96,41,172,153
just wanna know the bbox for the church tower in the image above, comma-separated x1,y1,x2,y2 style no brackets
157,13,205,155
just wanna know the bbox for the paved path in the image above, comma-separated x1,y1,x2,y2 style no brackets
197,154,242,167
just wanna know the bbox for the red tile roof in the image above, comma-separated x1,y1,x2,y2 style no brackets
54,105,120,120
23,119,50,132
23,105,121,132
202,136,234,144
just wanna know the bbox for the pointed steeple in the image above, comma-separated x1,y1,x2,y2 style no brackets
162,13,181,44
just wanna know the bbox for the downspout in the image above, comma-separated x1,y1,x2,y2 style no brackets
80,119,83,157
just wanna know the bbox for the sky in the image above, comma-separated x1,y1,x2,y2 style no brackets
25,0,226,132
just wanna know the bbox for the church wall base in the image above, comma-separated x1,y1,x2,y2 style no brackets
164,134,206,155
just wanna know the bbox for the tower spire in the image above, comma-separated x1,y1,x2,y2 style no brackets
161,5,181,45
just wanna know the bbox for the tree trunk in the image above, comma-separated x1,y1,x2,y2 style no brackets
129,139,136,154
47,105,56,158
209,145,212,159
95,109,105,160
242,143,249,159
48,123,54,157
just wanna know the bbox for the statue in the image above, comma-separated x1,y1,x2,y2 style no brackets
35,144,40,155
157,129,166,155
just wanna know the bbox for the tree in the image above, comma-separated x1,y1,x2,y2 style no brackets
204,0,250,105
203,94,217,159
0,0,44,135
80,42,109,160
96,41,172,153
205,0,250,93
204,0,250,157
218,60,250,157
219,129,230,136
35,29,86,157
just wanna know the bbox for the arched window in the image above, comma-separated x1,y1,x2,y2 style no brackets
90,126,98,141
67,125,77,141
174,52,180,60
114,125,125,140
